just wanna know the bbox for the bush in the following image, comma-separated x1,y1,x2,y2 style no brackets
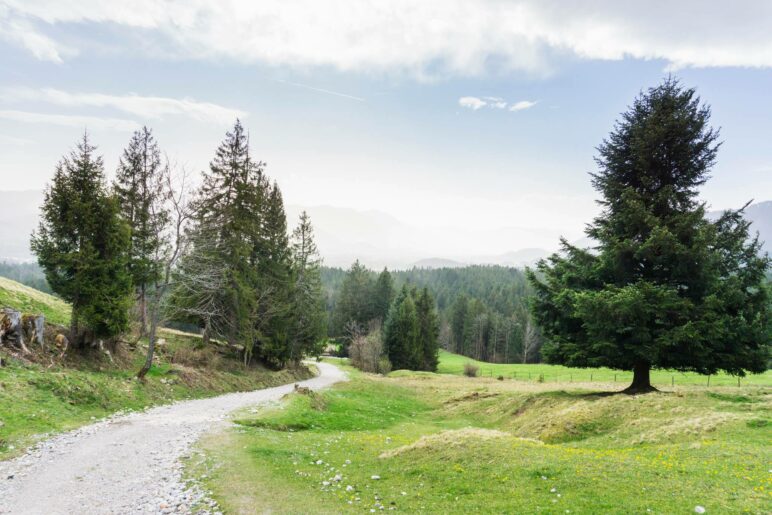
378,356,392,375
463,362,479,377
349,326,389,374
497,375,504,381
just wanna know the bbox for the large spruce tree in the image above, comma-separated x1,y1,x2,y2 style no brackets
182,120,267,357
31,134,132,345
174,120,295,366
114,126,168,335
288,211,326,363
256,182,294,366
529,79,770,393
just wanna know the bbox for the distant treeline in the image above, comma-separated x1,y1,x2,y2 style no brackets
322,263,544,363
0,261,51,293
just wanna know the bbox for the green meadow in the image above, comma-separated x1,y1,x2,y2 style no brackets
193,359,771,514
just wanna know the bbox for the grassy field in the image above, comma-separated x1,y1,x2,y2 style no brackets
437,349,772,387
0,277,312,459
195,361,771,514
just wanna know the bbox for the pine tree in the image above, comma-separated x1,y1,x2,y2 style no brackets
415,287,439,371
383,286,420,370
181,120,266,357
450,295,468,353
31,134,132,345
529,79,770,393
373,268,394,322
257,181,294,367
333,260,376,335
114,126,168,335
288,211,326,363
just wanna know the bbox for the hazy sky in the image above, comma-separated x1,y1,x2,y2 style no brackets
1,1,772,259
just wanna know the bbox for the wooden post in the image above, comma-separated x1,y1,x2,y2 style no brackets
614,374,617,382
671,376,674,387
590,373,593,382
737,377,740,387
707,375,710,387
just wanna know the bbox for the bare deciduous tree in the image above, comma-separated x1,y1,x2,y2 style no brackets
137,163,193,379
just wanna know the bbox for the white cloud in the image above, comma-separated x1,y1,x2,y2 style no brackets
3,1,772,76
459,96,487,110
509,100,538,112
0,109,139,130
460,96,537,112
5,88,245,124
0,16,69,63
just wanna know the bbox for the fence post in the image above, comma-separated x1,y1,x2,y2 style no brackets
570,374,572,383
737,377,740,387
671,376,674,387
590,373,593,382
707,375,710,387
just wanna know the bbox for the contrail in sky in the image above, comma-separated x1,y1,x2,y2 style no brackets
276,79,365,102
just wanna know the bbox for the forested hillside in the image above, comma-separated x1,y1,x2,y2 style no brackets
323,263,543,363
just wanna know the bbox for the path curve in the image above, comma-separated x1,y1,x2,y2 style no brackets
0,361,346,514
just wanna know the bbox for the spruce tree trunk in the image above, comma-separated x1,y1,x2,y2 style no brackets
138,285,147,337
623,361,657,394
69,307,79,346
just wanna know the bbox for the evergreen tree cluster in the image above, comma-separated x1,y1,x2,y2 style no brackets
383,286,440,371
330,262,394,335
31,122,327,366
169,120,324,367
324,264,540,363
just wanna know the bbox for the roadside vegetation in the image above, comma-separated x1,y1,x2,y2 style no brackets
193,361,770,514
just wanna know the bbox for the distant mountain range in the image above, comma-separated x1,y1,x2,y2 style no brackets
2,190,769,270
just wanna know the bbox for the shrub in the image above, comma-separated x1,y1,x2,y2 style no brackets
378,356,392,375
463,362,479,377
497,375,504,381
349,326,389,374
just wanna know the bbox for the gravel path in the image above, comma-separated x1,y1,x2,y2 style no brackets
0,362,346,514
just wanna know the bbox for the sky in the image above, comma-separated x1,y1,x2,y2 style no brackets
1,1,771,264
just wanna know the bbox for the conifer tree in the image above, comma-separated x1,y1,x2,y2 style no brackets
181,120,266,356
288,211,326,363
373,268,394,322
257,182,294,366
529,79,770,393
31,134,132,345
383,285,420,370
333,260,376,335
415,287,440,371
114,126,168,335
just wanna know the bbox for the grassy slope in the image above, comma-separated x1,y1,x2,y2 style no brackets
0,276,70,326
437,349,772,387
0,278,312,458
196,362,771,514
